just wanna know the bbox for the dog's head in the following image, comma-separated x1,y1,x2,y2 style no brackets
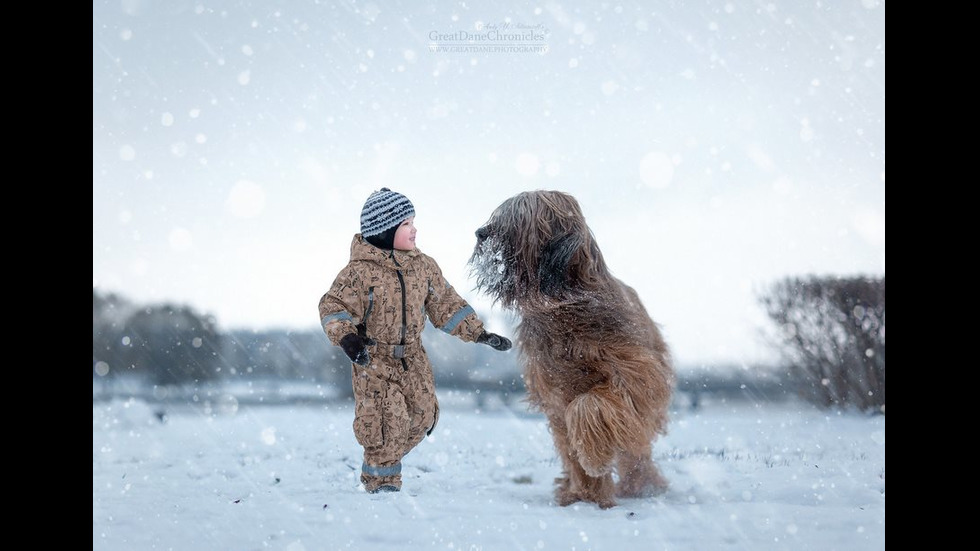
469,190,610,308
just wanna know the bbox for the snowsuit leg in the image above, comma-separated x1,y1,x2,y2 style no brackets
352,361,407,491
351,346,439,492
402,347,440,451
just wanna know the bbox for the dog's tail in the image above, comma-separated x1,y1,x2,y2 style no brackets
565,386,646,477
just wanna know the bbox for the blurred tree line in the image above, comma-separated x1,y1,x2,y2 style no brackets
759,275,885,414
93,288,521,398
96,278,886,413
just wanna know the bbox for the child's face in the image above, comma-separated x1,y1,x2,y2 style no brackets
393,216,416,251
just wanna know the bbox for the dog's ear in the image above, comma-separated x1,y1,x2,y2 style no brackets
539,233,582,297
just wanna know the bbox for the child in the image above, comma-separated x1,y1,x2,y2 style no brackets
318,187,512,493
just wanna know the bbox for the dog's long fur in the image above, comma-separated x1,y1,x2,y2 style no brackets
469,190,674,509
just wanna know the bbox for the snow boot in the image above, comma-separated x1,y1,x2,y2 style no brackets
361,462,402,493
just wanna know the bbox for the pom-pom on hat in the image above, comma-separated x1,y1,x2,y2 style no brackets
360,188,415,238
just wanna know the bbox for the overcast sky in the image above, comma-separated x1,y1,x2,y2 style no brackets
92,0,885,368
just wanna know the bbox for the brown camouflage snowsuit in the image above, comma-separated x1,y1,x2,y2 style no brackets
319,234,487,492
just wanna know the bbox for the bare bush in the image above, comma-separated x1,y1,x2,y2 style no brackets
759,275,885,414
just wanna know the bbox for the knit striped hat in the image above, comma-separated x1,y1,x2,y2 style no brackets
360,188,415,238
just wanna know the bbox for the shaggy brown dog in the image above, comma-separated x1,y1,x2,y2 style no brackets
469,190,674,509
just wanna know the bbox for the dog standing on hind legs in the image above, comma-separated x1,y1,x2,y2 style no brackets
469,190,675,509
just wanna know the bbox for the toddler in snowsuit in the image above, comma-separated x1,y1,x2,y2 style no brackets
318,188,512,493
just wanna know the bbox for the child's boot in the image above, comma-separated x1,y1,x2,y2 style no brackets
361,462,402,493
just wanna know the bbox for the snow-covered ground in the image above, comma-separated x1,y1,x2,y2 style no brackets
93,391,884,550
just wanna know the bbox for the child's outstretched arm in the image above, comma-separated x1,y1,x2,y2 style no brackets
422,258,511,351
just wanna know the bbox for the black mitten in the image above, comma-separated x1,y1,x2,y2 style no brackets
340,333,376,365
477,331,512,351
